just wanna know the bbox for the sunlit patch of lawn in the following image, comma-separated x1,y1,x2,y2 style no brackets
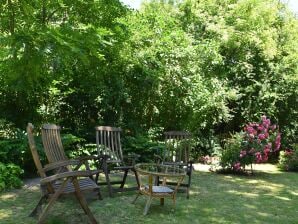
0,164,297,223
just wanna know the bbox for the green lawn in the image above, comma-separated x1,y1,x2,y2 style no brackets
0,164,297,224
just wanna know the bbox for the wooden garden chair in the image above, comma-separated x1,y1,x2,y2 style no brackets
27,123,100,224
95,126,140,197
156,131,193,199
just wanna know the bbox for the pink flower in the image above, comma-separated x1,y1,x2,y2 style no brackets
285,149,293,156
246,126,255,134
266,143,272,149
257,124,265,131
233,162,241,171
270,125,276,131
255,152,262,163
258,134,266,140
263,147,270,154
274,133,281,151
240,150,247,158
261,116,271,129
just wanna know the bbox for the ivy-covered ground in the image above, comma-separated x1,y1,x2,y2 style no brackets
0,164,297,224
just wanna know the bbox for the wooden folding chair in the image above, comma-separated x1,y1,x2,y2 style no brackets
27,123,100,224
95,126,140,197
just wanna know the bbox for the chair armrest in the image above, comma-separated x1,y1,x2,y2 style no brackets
40,170,99,184
43,160,81,172
76,155,99,162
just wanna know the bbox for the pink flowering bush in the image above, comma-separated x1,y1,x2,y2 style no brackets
220,116,281,172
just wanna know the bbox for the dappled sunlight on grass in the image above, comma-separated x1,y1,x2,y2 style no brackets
0,164,297,223
226,190,259,198
0,193,16,200
257,212,270,217
0,209,12,219
289,190,298,196
274,196,291,201
193,163,211,172
250,164,283,174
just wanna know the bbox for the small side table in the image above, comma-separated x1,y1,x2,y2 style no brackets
132,163,186,215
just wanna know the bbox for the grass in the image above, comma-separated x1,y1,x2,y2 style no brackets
0,164,297,224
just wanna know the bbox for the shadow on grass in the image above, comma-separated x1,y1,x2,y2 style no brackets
0,166,297,224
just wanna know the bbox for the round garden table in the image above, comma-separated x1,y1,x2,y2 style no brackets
133,163,186,215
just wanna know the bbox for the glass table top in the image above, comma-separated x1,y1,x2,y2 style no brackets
134,163,186,177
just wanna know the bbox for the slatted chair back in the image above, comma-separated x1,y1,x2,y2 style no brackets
164,131,192,164
26,123,54,193
95,126,123,163
41,124,68,164
27,123,46,178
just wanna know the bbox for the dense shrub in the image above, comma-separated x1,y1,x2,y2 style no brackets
220,116,281,172
0,119,39,175
0,163,23,191
123,135,164,163
278,144,298,171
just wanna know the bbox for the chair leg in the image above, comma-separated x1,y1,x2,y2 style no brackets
73,178,98,224
102,160,113,197
96,188,103,200
37,179,69,224
187,170,192,199
120,169,128,188
132,192,141,204
29,195,47,217
143,197,153,215
186,187,190,199
133,169,140,188
173,195,176,207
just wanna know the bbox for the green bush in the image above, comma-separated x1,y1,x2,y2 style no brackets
278,144,298,171
0,119,46,176
220,132,248,171
123,135,164,163
0,163,23,191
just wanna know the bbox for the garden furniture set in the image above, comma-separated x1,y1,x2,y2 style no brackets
26,123,193,223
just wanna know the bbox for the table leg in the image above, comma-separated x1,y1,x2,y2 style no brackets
143,197,153,215
160,198,164,206
132,192,141,204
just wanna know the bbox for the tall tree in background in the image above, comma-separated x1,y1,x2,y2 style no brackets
0,0,297,147
0,0,128,130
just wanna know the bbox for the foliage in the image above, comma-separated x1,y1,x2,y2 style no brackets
120,2,236,133
0,0,297,177
178,0,298,145
278,144,298,171
0,0,129,130
61,133,86,155
0,119,40,175
220,132,246,171
220,116,281,172
0,162,23,191
123,135,164,163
